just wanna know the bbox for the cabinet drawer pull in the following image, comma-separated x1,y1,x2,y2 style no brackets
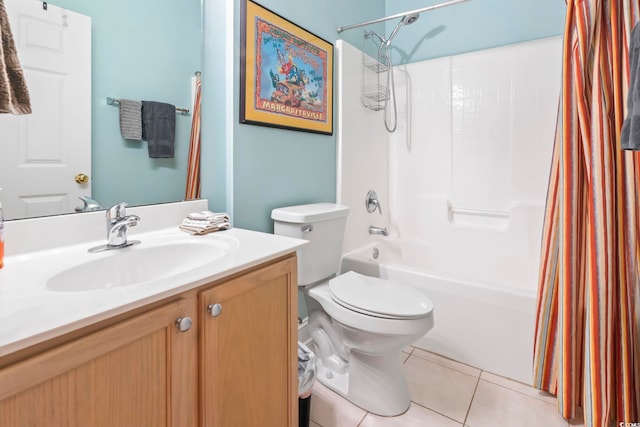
208,303,222,317
175,316,193,332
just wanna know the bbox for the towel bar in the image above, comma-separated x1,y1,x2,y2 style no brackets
106,97,190,115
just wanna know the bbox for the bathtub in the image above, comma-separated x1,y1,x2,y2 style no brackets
340,240,537,384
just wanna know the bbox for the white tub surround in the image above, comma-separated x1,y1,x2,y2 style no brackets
0,200,306,356
336,40,390,254
337,37,562,385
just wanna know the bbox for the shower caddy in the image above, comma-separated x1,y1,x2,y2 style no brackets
361,35,391,112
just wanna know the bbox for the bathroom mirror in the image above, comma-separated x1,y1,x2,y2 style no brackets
0,0,202,221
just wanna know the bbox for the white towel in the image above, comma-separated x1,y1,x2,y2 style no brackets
179,222,231,235
119,99,142,140
181,218,231,229
179,211,231,235
187,210,230,222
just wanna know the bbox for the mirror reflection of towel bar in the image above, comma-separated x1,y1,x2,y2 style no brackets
106,97,190,115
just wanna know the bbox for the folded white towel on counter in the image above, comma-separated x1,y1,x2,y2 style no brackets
179,223,230,235
187,210,230,222
179,211,231,235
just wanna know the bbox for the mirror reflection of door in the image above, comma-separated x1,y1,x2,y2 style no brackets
0,0,91,220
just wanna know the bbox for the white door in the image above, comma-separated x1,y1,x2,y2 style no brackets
0,0,91,220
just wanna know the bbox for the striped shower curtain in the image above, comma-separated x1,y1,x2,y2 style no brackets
185,72,202,200
533,1,640,425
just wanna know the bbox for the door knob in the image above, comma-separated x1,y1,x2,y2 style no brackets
175,317,193,332
75,173,89,184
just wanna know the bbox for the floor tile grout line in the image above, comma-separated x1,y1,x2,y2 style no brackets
355,410,368,427
310,346,568,427
403,352,481,424
410,352,482,379
409,399,468,425
479,376,560,406
414,359,480,378
462,369,483,426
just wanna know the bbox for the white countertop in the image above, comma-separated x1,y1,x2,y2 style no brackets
0,203,306,357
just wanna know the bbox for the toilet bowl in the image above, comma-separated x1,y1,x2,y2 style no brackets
306,272,433,416
271,203,435,416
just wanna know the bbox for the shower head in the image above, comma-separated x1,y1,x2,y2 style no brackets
403,13,420,25
386,13,420,45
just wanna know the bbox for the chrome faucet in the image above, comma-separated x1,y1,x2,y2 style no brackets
369,225,388,236
106,202,140,247
89,203,141,252
75,196,102,212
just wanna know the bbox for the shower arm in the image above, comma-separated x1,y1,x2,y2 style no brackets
336,0,470,34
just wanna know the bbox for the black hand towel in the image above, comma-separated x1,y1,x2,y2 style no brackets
141,101,175,158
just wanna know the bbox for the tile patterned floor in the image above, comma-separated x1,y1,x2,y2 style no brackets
309,347,582,427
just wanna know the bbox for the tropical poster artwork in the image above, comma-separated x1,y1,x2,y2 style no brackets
253,17,329,125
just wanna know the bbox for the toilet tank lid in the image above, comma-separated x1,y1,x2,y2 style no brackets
271,203,349,223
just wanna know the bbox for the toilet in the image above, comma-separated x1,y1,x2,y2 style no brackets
272,203,434,416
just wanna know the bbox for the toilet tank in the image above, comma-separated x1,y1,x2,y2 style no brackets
272,203,349,286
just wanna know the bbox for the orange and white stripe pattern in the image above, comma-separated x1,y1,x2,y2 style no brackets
185,73,202,200
533,1,640,425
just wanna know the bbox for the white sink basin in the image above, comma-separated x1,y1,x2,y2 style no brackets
46,240,228,292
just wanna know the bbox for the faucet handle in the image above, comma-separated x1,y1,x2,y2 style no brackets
106,202,128,221
366,190,382,214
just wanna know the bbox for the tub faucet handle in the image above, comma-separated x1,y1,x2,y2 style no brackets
366,190,382,214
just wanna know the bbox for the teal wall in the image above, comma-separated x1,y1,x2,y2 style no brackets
29,1,565,226
231,1,387,232
201,0,565,234
384,0,566,64
201,0,385,232
49,0,202,209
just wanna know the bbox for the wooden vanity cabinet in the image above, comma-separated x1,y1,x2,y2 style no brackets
0,299,194,427
199,255,298,427
0,254,298,427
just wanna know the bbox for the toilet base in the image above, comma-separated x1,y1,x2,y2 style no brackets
315,349,411,417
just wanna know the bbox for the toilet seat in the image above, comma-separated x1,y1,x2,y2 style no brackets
329,271,433,319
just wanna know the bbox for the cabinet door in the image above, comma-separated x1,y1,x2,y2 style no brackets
0,299,194,427
200,256,298,427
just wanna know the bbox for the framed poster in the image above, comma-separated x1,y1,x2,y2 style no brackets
240,0,334,135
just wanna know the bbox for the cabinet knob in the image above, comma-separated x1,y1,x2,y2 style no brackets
208,303,222,317
175,316,193,332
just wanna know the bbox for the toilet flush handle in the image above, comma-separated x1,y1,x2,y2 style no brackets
301,224,313,233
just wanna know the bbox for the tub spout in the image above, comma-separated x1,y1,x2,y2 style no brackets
369,226,388,236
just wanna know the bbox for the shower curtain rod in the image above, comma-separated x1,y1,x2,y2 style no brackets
336,0,470,33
